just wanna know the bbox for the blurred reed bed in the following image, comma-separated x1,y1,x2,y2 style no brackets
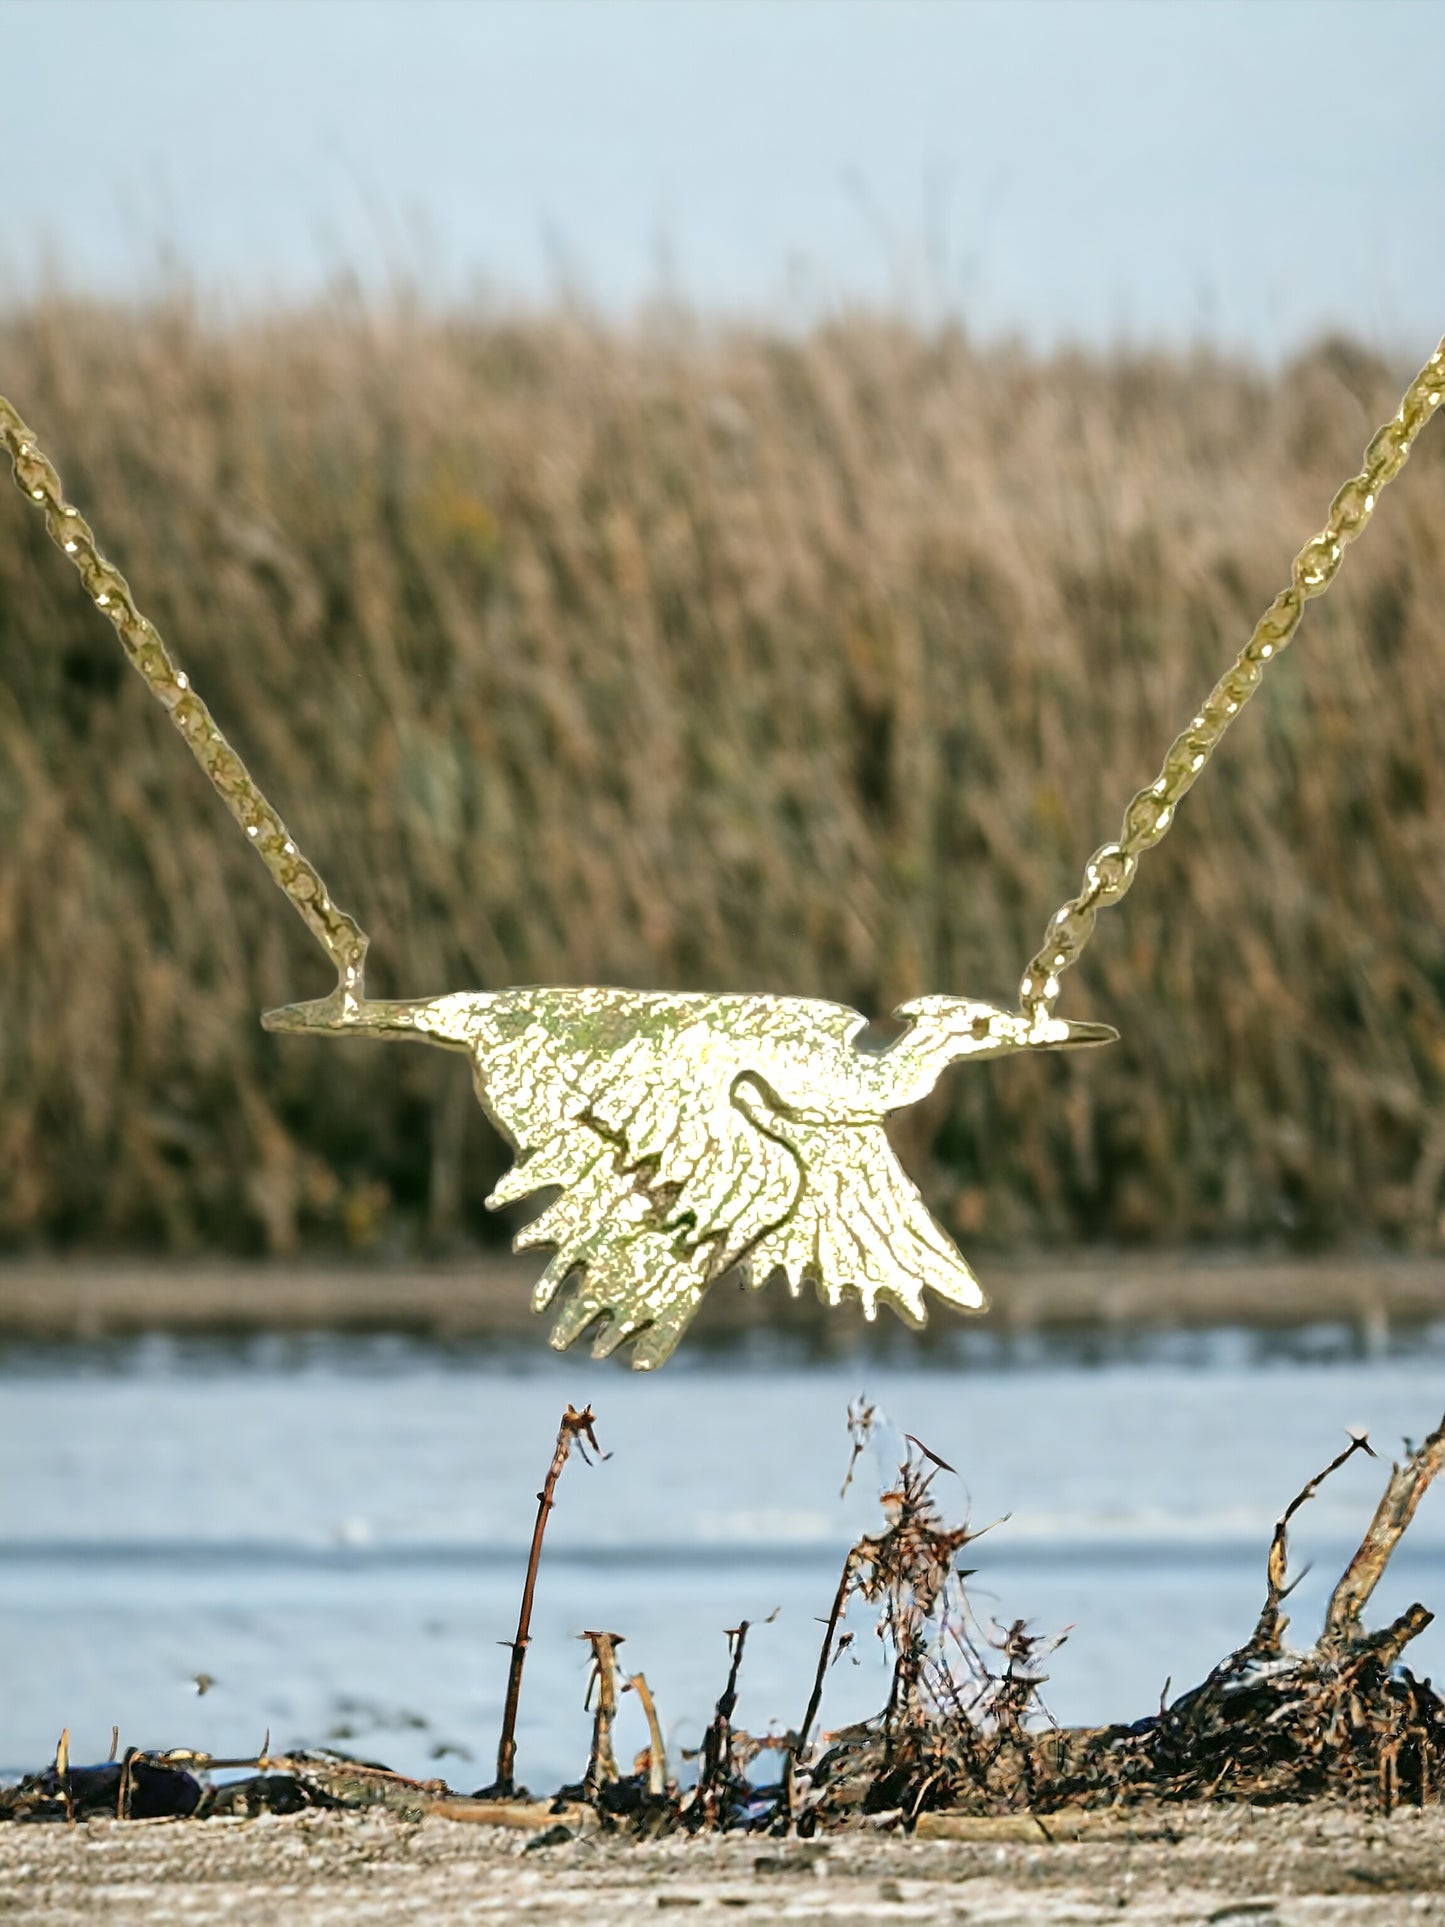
0,298,1442,1259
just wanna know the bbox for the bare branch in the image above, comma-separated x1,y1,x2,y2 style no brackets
489,1403,604,1798
1324,1413,1445,1649
1248,1431,1375,1656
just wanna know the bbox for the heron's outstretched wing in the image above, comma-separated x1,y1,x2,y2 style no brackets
445,986,979,1365
470,986,861,1188
458,989,811,1367
735,1107,986,1324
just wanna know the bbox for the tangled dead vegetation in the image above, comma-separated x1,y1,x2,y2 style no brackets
5,1403,1444,1837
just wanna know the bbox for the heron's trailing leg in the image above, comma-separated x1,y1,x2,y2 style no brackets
262,990,480,1050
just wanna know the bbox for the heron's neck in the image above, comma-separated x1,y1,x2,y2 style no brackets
854,1022,961,1114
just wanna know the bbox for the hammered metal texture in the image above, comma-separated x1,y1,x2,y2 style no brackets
261,987,1115,1367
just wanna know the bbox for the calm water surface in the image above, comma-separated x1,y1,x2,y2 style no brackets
3,1324,1445,1792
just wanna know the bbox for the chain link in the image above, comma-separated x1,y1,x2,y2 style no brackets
1018,337,1445,1021
0,395,370,996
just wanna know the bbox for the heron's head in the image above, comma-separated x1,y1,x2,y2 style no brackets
891,995,1117,1060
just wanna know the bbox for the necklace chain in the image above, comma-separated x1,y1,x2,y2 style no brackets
1018,337,1445,1021
3,341,1444,1023
0,394,372,993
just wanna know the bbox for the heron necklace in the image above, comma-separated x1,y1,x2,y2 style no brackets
3,342,1442,1367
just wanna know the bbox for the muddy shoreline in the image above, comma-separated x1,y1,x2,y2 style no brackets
5,1803,1445,1924
3,1255,1442,1345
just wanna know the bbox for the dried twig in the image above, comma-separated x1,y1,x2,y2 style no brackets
625,1673,669,1798
489,1403,605,1798
691,1622,752,1825
784,1551,859,1816
431,1796,598,1832
580,1631,625,1798
1324,1413,1445,1649
1249,1430,1376,1656
839,1397,877,1500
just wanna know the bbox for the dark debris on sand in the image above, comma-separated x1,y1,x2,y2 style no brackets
6,1405,1445,1841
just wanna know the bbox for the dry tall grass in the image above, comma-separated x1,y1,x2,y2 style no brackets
1,299,1442,1259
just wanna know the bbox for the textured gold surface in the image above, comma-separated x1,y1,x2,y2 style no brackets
2,336,1442,1366
261,987,1113,1367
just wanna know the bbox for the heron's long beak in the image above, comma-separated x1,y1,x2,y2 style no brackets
1025,1015,1118,1051
262,992,426,1036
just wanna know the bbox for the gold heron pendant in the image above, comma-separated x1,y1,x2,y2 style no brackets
3,336,1441,1365
262,985,1114,1368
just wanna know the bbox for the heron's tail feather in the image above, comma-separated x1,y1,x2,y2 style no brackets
510,1140,714,1370
738,1120,985,1323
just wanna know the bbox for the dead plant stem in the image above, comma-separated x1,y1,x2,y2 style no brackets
581,1631,624,1798
1325,1412,1445,1648
492,1403,602,1798
1250,1432,1376,1655
784,1551,858,1815
626,1673,669,1797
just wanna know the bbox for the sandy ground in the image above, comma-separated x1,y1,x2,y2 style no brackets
4,1804,1445,1925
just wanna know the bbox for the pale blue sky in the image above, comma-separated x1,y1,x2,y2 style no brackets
2,0,1441,357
